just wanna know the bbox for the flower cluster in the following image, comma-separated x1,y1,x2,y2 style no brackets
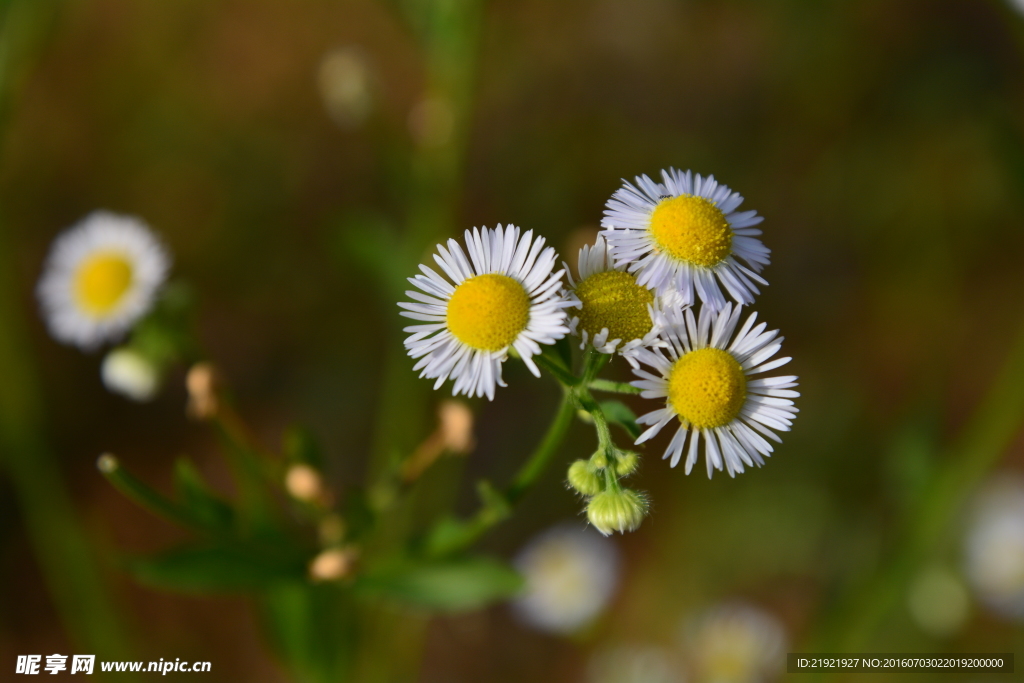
399,168,800,533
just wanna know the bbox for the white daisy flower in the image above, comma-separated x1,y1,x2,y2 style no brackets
37,211,170,350
512,523,620,635
600,168,770,309
398,225,575,400
630,304,799,478
565,236,670,367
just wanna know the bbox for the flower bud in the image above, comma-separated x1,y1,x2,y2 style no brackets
285,464,324,503
568,460,602,496
101,347,160,402
308,547,357,582
586,488,649,536
590,451,609,469
186,363,219,419
439,400,475,453
614,451,640,477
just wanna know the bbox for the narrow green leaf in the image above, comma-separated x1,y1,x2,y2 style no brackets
354,556,523,612
173,457,235,532
600,400,641,440
125,544,307,594
260,582,357,683
99,454,203,531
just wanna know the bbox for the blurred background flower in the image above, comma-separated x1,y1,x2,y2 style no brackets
587,644,684,683
511,523,621,635
964,476,1024,620
679,602,786,683
905,564,971,638
317,45,374,129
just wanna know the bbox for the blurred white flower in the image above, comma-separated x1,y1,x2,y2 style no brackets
680,602,786,683
317,46,372,127
964,476,1024,620
511,523,620,634
588,644,684,683
101,347,160,402
906,565,970,638
38,211,170,350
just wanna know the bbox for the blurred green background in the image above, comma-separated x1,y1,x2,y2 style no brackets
1,0,1024,681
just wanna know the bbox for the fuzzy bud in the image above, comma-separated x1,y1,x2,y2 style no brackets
590,451,609,469
614,451,640,477
567,460,602,496
586,488,649,536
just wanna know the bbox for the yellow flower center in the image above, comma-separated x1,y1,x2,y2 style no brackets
649,194,732,268
446,273,531,351
574,270,653,344
74,252,134,315
668,347,747,429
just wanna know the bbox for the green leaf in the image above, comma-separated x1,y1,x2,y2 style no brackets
128,281,198,365
354,556,523,612
332,210,405,296
475,480,511,521
260,582,357,683
125,544,306,594
173,457,235,532
600,400,641,440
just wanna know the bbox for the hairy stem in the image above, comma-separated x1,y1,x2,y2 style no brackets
505,391,576,504
588,378,643,395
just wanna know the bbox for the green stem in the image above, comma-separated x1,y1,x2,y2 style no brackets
365,0,484,492
587,396,614,452
581,347,608,384
575,350,618,459
427,390,576,556
534,351,579,387
506,391,576,503
588,378,642,395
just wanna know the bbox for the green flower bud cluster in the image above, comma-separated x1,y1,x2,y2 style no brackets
567,448,648,535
